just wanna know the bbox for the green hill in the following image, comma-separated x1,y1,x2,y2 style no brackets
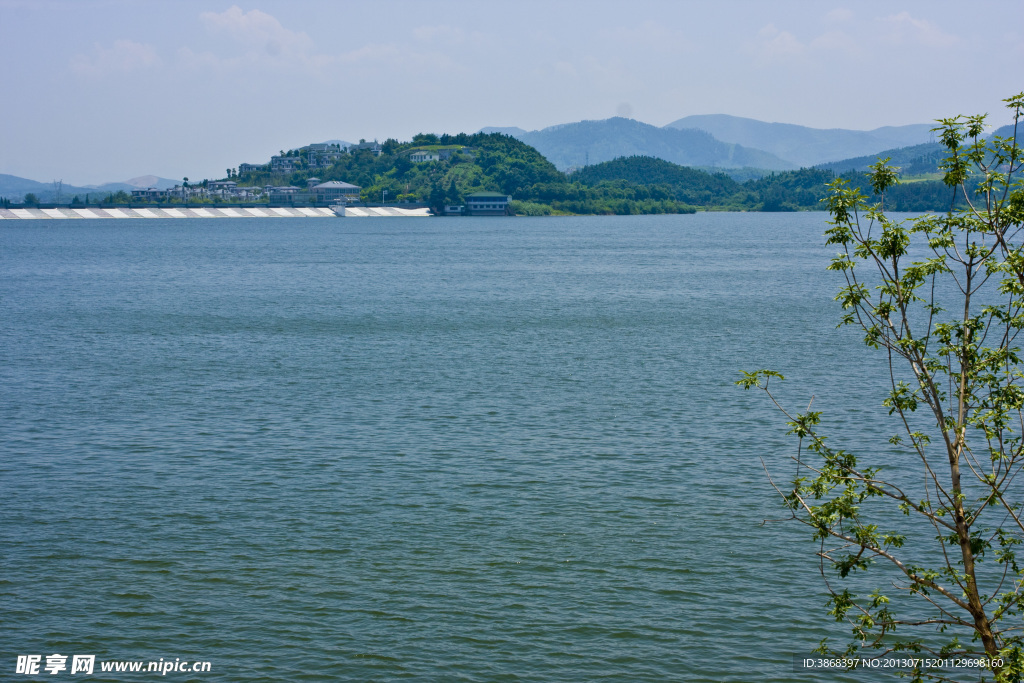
231,135,989,216
568,155,975,213
815,125,1021,179
569,156,832,210
815,142,946,176
571,156,741,205
238,133,697,216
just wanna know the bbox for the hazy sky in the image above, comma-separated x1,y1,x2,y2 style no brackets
1,0,1021,185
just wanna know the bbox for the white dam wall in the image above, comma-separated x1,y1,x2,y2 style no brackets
0,206,432,219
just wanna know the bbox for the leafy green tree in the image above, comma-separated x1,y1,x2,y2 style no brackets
413,133,439,145
100,190,131,204
740,94,1024,680
23,193,39,205
428,182,446,213
446,179,461,205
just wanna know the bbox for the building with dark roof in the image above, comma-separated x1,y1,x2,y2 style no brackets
270,156,299,172
465,192,511,216
313,181,361,202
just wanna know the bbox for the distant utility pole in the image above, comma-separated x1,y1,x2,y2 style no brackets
52,179,63,204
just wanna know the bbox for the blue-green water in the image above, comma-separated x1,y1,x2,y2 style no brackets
2,214,893,681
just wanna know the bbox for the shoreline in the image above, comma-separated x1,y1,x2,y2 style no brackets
0,206,432,219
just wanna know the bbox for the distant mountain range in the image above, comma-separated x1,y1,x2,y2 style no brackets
0,175,97,202
5,121,1016,204
0,173,180,202
815,123,1022,176
481,117,795,172
480,115,959,172
815,143,945,175
665,114,936,167
84,175,181,192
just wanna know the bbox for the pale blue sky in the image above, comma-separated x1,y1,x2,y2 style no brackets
1,0,1021,185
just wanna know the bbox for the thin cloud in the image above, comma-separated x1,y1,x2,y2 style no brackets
199,5,313,57
825,8,853,23
755,24,804,61
880,11,959,47
70,40,161,76
188,6,423,76
413,25,465,43
552,61,578,78
602,20,695,54
335,43,402,66
808,30,860,57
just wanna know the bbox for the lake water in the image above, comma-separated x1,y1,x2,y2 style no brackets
2,214,899,681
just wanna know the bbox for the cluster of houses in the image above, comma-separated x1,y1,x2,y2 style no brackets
130,180,260,202
265,178,361,204
128,142,384,203
242,141,384,175
242,140,467,176
126,140,511,213
130,178,361,205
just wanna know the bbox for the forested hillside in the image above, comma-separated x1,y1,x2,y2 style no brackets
818,123,1022,177
569,155,973,212
239,133,697,215
229,136,984,216
815,142,946,176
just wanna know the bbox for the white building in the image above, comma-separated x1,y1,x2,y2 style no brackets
411,151,440,163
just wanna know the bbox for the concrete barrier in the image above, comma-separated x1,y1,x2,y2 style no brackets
0,206,432,219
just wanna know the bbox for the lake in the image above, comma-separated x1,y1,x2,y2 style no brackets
1,214,898,681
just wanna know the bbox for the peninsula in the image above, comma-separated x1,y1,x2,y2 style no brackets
5,125,1012,217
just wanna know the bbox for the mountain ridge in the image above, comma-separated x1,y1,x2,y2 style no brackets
0,173,180,201
814,123,1022,176
664,114,935,167
480,117,795,172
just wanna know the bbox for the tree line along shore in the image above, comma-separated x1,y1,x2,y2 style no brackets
4,131,1001,215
